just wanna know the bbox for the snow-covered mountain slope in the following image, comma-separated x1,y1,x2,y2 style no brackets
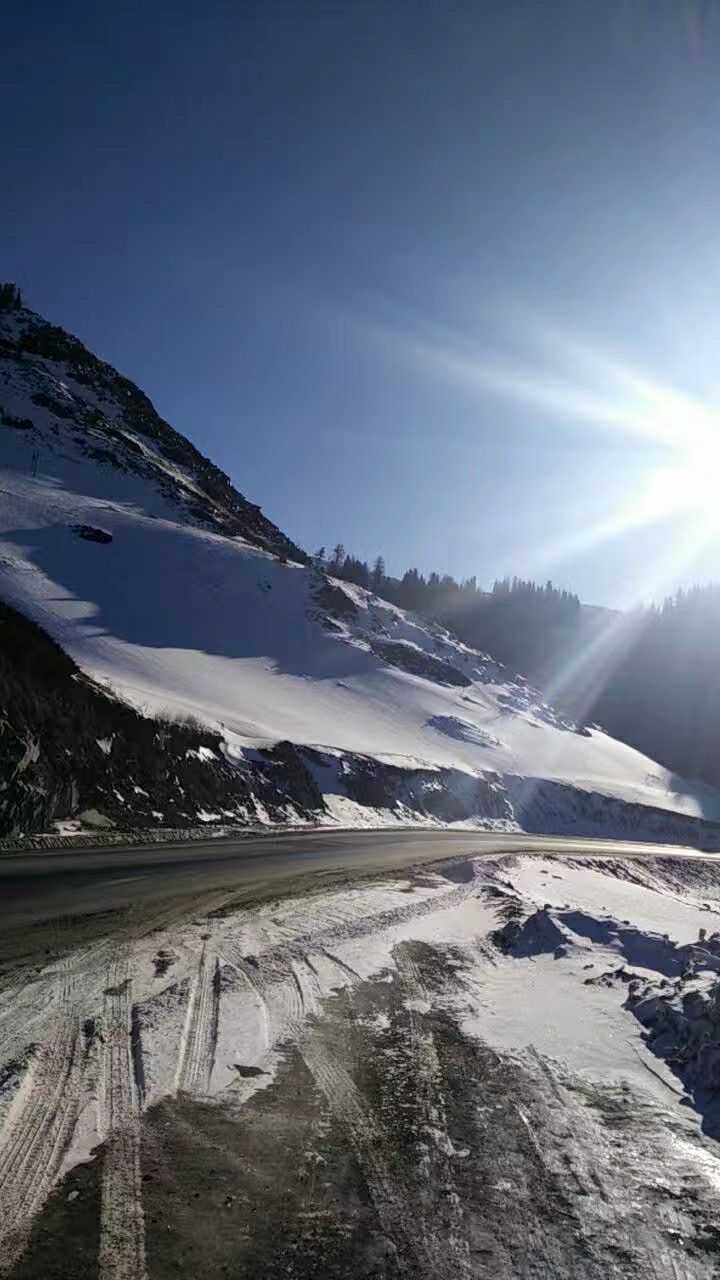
0,304,303,560
1,297,719,834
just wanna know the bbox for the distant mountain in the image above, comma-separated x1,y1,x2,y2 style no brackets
1,288,718,843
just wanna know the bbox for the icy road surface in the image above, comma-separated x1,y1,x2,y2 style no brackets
4,847,720,1277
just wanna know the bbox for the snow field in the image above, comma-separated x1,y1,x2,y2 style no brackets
1,466,717,825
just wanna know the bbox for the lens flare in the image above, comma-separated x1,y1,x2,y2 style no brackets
371,304,720,584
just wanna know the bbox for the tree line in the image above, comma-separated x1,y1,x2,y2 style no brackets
317,543,720,795
315,543,580,682
585,585,720,794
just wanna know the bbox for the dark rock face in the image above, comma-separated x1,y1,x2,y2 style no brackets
336,751,511,824
0,408,32,429
369,640,472,688
73,524,113,544
312,580,359,621
0,599,325,837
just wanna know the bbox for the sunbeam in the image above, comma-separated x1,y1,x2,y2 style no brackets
373,306,720,588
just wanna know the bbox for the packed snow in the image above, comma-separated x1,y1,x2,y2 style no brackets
4,851,720,1275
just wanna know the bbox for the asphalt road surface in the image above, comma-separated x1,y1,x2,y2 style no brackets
1,827,714,930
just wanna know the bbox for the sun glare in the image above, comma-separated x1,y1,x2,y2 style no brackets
639,446,720,532
381,304,720,590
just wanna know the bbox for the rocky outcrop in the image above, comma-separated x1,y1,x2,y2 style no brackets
507,776,720,851
311,579,359,621
628,975,720,1091
330,751,511,823
73,524,113,544
0,598,325,836
369,639,471,688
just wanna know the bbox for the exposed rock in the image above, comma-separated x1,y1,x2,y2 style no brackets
0,597,326,837
369,639,471,688
626,962,720,1096
312,579,358,621
73,524,113,544
507,775,720,850
77,808,115,829
0,407,32,429
334,751,511,824
2,307,307,561
631,994,670,1027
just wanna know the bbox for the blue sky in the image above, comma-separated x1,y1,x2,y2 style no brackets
4,0,720,607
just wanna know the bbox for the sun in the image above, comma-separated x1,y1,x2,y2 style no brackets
639,448,720,533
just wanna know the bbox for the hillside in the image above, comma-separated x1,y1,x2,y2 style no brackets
1,293,719,840
331,545,720,798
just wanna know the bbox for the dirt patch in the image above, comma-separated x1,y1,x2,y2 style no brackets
140,1054,399,1280
6,1156,101,1280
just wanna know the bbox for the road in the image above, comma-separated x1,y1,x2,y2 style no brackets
2,827,720,1279
1,827,714,930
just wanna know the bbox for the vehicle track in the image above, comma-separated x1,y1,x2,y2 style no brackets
229,956,271,1054
320,946,362,980
215,870,481,1011
280,943,474,1277
289,957,322,1023
0,959,83,1273
283,874,481,957
300,1031,440,1276
175,944,221,1095
393,943,472,1278
97,954,147,1280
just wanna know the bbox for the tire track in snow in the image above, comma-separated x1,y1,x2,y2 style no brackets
0,959,83,1273
289,957,323,1024
230,957,271,1053
175,944,221,1095
320,947,362,981
0,946,86,1066
289,945,469,1277
222,944,307,1047
224,942,357,1050
218,872,480,991
0,892,235,1072
300,1033,441,1277
130,1005,146,1109
289,961,311,1017
97,955,147,1280
393,943,472,1278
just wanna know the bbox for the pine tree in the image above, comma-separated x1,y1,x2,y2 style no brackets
0,282,22,312
371,556,385,592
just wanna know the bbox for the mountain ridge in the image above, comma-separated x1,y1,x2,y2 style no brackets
1,290,718,842
0,298,305,561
